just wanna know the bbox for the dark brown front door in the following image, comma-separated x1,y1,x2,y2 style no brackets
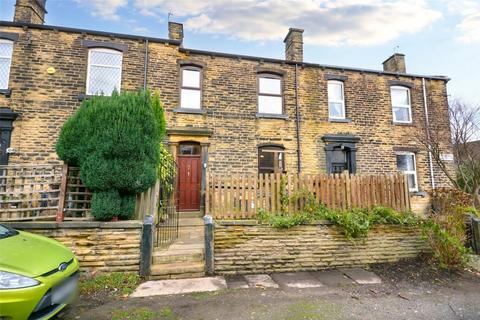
178,155,201,211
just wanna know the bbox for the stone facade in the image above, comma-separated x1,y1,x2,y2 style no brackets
0,1,454,194
214,221,428,275
6,221,143,274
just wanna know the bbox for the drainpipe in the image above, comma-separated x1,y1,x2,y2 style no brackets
422,78,436,189
143,39,149,90
294,64,301,173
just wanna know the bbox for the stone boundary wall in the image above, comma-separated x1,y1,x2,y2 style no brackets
214,221,428,275
5,221,143,274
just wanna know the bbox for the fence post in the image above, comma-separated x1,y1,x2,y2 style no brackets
56,164,69,222
204,215,214,275
472,216,480,254
139,214,154,278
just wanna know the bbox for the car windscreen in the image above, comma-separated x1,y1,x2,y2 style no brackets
0,224,18,239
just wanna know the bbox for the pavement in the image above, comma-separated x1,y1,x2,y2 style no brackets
60,261,480,320
131,268,381,297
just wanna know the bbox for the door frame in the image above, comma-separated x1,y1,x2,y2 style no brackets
0,108,19,165
166,133,210,215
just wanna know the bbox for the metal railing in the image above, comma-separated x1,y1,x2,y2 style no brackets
155,198,179,247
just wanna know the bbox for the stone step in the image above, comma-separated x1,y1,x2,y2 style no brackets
152,248,204,264
178,226,204,240
179,218,204,227
148,271,206,281
179,211,203,218
150,261,205,277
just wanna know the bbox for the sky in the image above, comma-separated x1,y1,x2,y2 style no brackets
1,0,479,106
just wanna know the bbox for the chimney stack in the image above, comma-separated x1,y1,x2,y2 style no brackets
168,22,184,43
382,53,406,73
284,28,304,62
14,0,47,24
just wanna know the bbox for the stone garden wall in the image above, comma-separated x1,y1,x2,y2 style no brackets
214,221,428,275
6,221,143,274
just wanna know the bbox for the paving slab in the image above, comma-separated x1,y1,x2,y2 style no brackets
310,269,355,286
244,274,279,288
225,275,250,289
271,272,325,288
130,277,227,297
340,268,382,284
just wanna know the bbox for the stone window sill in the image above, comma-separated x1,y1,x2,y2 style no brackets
329,118,352,123
78,94,94,101
0,89,12,97
173,108,207,115
256,113,289,120
392,121,414,126
411,191,427,197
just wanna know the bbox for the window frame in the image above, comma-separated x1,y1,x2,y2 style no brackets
390,86,412,124
0,39,14,90
258,145,285,174
327,80,346,119
179,65,203,110
86,47,123,96
396,151,418,192
257,73,284,115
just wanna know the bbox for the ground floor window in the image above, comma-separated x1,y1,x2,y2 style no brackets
258,145,285,174
396,152,418,192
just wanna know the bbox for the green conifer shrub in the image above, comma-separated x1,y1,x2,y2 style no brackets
56,90,164,220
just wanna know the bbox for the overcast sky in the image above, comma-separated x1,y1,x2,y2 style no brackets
1,0,479,106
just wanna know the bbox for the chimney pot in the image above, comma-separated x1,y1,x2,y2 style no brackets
168,21,184,43
14,0,47,24
382,53,406,73
284,28,304,62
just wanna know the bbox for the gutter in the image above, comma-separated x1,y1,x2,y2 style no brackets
295,64,301,173
422,78,436,189
0,21,182,46
179,47,450,82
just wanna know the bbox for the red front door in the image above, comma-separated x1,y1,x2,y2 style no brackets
178,155,201,211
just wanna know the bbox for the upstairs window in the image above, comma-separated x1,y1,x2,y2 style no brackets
391,86,412,123
258,74,283,115
258,145,285,174
0,39,14,90
396,152,418,191
180,66,202,109
328,80,345,119
86,48,123,96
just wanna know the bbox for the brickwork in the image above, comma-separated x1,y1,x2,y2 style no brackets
214,222,428,275
0,18,454,192
6,222,142,274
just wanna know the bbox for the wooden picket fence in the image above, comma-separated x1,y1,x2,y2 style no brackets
206,172,411,219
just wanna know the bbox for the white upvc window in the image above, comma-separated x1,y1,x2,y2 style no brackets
391,86,412,123
396,152,418,192
258,74,283,115
328,80,345,119
0,39,14,90
86,48,123,96
180,66,202,109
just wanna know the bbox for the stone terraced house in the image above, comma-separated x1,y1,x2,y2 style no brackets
0,0,454,213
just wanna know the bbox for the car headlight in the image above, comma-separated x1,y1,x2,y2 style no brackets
0,271,39,289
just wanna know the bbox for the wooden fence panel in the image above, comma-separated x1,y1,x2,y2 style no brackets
206,172,411,219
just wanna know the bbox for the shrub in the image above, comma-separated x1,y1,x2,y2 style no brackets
91,190,121,221
421,188,472,269
56,90,164,220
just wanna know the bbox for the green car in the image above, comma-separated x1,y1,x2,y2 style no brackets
0,224,80,320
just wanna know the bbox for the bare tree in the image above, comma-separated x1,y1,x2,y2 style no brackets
418,99,480,207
